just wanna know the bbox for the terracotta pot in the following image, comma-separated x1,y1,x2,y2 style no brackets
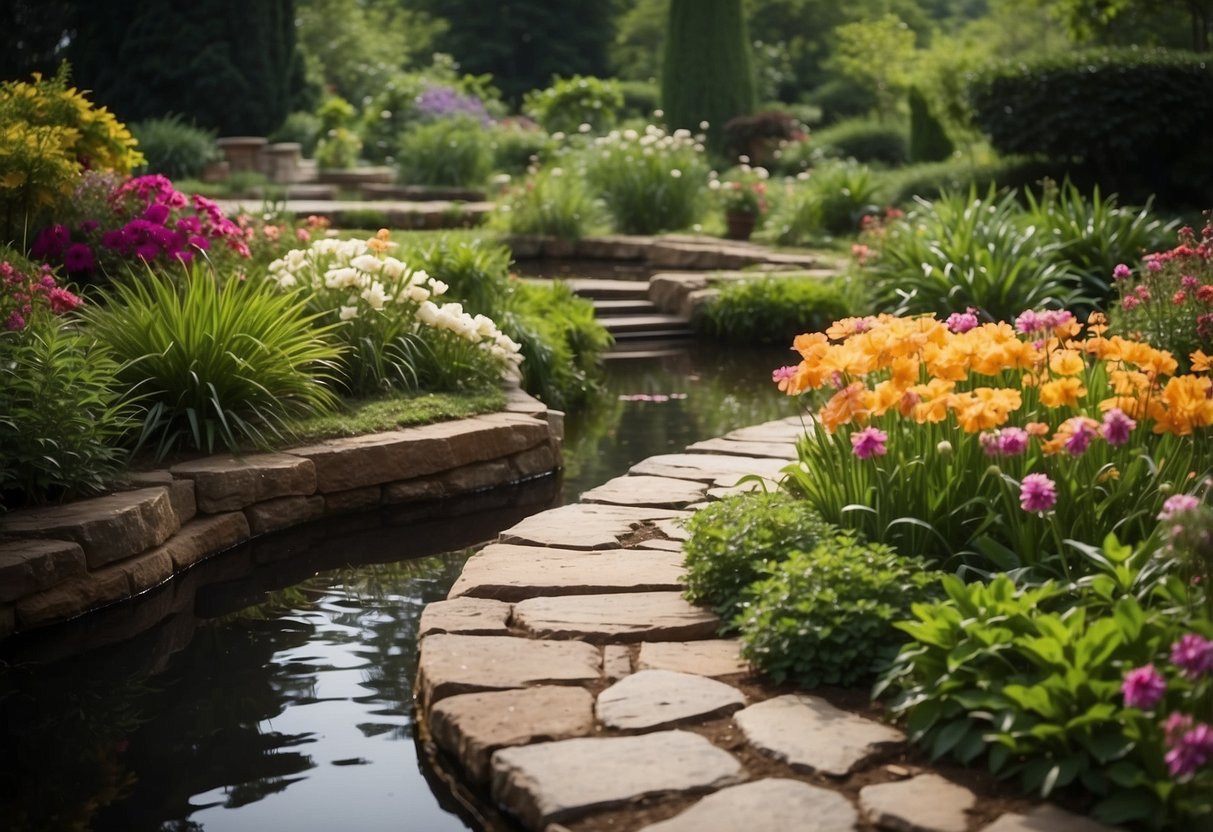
725,211,757,241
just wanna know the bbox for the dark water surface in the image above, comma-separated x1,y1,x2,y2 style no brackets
0,342,795,832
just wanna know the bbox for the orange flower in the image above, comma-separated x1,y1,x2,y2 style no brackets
1192,350,1212,373
1086,312,1109,336
826,316,876,340
1155,375,1213,435
1048,349,1085,376
819,381,874,432
1025,421,1050,437
1039,377,1087,408
951,387,1022,432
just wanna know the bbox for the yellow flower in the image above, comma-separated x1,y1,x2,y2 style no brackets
951,387,1022,432
1192,350,1212,373
1048,349,1085,376
1039,377,1086,408
819,381,873,432
1155,375,1213,436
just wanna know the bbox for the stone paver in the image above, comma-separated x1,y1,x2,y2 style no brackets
651,518,691,542
416,634,600,707
0,539,87,604
596,669,746,731
498,503,690,550
490,730,745,829
979,805,1120,832
169,453,316,512
859,774,976,832
723,418,806,444
603,645,632,680
633,538,685,552
448,544,685,601
636,639,750,677
630,453,787,487
429,686,595,783
638,778,858,832
684,438,797,459
418,597,512,637
512,592,719,644
735,693,905,777
580,475,708,508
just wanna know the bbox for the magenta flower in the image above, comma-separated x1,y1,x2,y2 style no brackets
1122,664,1167,709
1101,408,1135,446
5,310,24,331
1165,723,1213,779
63,243,95,273
1171,634,1213,679
1122,296,1141,311
771,365,797,384
1160,494,1201,521
1113,263,1132,281
850,427,888,460
1063,418,1097,456
1166,712,1194,746
946,307,979,334
1019,473,1057,513
1014,309,1041,334
997,427,1029,456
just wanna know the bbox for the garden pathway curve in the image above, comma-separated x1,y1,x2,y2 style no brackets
415,418,1119,832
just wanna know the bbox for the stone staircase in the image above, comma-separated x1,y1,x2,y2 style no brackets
563,278,695,341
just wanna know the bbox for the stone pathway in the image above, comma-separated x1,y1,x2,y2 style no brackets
414,417,1119,832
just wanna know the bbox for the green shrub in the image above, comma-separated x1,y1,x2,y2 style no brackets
582,124,708,235
400,235,513,316
878,157,1056,206
866,187,1085,321
523,75,624,135
270,111,323,157
397,116,493,188
907,87,954,164
617,80,660,120
317,95,357,132
492,168,603,240
766,137,819,177
739,534,945,687
804,77,879,126
315,127,362,170
811,118,908,167
129,115,220,181
87,266,343,458
969,48,1213,204
877,551,1212,827
0,321,131,507
489,121,556,174
682,491,832,623
767,160,881,243
497,281,613,410
694,277,850,345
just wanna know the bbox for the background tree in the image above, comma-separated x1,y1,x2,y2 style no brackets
0,1,75,81
661,0,755,152
825,13,917,121
406,0,615,105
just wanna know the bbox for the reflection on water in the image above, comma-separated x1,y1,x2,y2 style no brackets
0,342,800,832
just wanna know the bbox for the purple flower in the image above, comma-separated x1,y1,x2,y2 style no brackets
30,224,71,259
143,202,171,225
998,427,1029,456
1165,722,1213,779
63,243,95,273
1159,494,1201,521
1171,634,1213,679
946,307,979,334
5,310,25,331
1063,418,1097,456
850,427,888,460
1122,664,1167,709
1019,473,1057,513
1101,408,1135,446
135,243,160,261
1015,309,1041,334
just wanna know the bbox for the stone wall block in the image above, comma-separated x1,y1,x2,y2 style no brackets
170,453,317,512
290,431,457,493
324,486,382,515
245,495,325,537
441,461,515,495
0,487,180,570
0,539,88,603
15,563,130,629
121,549,174,594
154,512,251,572
382,477,446,505
510,444,558,479
168,478,197,524
0,605,13,638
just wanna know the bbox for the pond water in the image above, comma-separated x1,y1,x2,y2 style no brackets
0,341,796,832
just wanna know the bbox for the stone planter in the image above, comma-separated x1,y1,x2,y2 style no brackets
216,136,267,173
724,211,757,241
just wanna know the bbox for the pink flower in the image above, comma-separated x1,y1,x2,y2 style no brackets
1019,473,1057,513
46,287,81,314
1166,712,1194,746
1122,295,1141,311
1182,274,1199,290
1171,634,1213,679
5,310,25,330
1121,664,1167,709
946,307,979,333
1159,494,1201,521
1101,408,1135,446
1062,418,1097,456
1014,309,1041,334
63,243,94,273
850,427,888,460
1113,263,1132,281
772,365,797,384
1165,723,1213,779
997,427,1029,456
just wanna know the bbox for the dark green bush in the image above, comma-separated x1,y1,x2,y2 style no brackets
908,87,954,164
804,77,879,126
738,534,945,687
497,281,613,410
682,491,832,624
767,160,881,243
397,116,493,187
523,75,624,135
878,157,1056,206
694,277,850,346
270,111,323,157
811,118,908,167
130,115,220,181
617,80,660,120
969,48,1213,205
489,122,556,174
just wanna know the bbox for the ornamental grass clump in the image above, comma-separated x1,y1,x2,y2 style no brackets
491,166,603,240
267,230,521,396
581,124,708,234
776,311,1213,577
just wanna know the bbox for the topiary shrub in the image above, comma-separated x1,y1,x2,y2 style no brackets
811,118,908,167
693,277,851,346
523,75,624,135
968,48,1213,205
907,86,954,164
737,534,946,687
682,491,833,624
130,115,221,181
804,77,879,126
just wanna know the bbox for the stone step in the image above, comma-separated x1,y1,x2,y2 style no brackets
591,299,659,316
601,314,693,336
563,278,651,300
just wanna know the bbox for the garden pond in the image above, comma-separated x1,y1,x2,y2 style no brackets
0,341,794,832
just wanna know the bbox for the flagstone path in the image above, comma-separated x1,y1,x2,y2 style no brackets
415,416,1120,832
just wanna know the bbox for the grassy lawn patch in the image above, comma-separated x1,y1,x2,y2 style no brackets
285,388,506,444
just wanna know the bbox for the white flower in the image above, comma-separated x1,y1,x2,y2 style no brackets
350,254,382,273
623,128,638,142
698,120,709,130
653,108,664,118
339,305,358,321
670,169,682,178
380,257,407,280
361,281,390,310
491,173,511,185
551,131,566,141
276,273,297,289
324,267,359,289
673,128,690,139
739,154,750,164
405,284,430,303
428,278,449,296
551,167,564,177
578,122,591,133
416,300,439,325
269,258,285,272
472,314,497,337
410,269,430,286
708,179,721,191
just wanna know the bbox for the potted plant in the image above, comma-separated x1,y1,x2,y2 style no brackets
715,164,769,241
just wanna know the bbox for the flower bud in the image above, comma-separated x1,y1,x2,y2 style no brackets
936,440,953,458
